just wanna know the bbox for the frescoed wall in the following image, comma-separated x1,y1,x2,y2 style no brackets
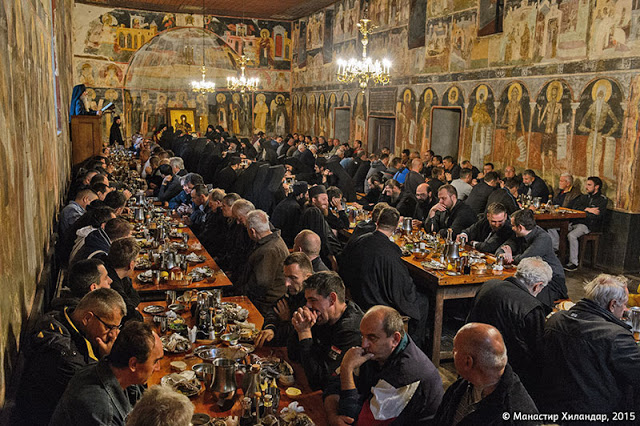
0,0,75,406
291,0,640,213
73,4,292,138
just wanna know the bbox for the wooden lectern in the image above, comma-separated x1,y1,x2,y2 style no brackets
71,115,103,166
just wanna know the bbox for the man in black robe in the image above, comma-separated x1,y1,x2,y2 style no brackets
298,185,342,270
271,181,308,247
109,116,124,145
338,207,428,349
378,179,417,218
465,171,499,215
215,156,241,192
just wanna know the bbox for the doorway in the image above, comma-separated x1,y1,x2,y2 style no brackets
334,108,351,143
368,116,395,154
430,107,462,159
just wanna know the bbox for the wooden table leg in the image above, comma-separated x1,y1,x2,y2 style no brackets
558,221,569,264
430,290,445,367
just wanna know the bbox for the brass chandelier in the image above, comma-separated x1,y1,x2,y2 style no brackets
227,54,259,93
336,16,391,92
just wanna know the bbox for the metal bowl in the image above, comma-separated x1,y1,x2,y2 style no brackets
412,248,429,260
194,345,249,362
168,303,186,313
220,333,240,346
191,363,213,381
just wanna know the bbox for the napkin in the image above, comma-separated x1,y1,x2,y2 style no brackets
188,325,197,343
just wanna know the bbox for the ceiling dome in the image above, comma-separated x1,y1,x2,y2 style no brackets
124,27,236,91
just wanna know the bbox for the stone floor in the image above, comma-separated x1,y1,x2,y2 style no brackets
436,265,640,388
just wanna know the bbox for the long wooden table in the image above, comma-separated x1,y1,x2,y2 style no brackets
140,298,327,424
339,225,515,367
133,224,233,300
534,207,586,264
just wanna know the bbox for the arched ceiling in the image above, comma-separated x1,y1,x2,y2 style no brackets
75,0,339,20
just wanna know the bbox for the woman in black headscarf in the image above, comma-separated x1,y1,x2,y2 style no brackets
69,84,101,121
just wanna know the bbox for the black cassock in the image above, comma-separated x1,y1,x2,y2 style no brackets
298,206,342,267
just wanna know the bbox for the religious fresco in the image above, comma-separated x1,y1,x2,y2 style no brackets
254,91,292,136
408,0,427,49
496,81,532,167
418,87,439,152
425,17,452,72
573,78,624,186
307,11,325,51
464,84,495,170
449,11,477,71
442,85,465,108
396,88,418,149
73,4,290,139
352,92,368,142
531,80,573,183
1,0,75,406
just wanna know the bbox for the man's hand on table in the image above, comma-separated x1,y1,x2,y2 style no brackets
499,245,513,263
329,415,355,426
292,306,316,340
412,219,423,228
255,329,274,348
585,207,600,215
182,215,192,226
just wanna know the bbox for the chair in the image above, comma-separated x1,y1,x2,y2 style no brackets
579,232,601,267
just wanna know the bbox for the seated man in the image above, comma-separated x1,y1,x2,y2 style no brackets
458,202,515,255
199,188,227,253
255,252,314,348
324,306,443,425
404,158,426,195
104,237,143,323
498,209,568,309
539,274,640,414
351,202,389,241
460,160,480,180
293,229,330,272
378,178,417,218
339,207,428,349
16,289,126,425
562,176,608,271
271,181,308,247
58,189,98,241
51,258,113,310
442,155,461,182
290,271,364,391
477,162,494,181
450,168,473,201
126,385,194,426
326,186,350,231
466,257,552,393
424,184,476,238
412,183,436,223
240,209,289,315
465,171,499,215
186,184,210,236
360,172,385,211
169,172,204,210
434,323,538,425
50,321,163,426
299,185,342,269
518,169,549,200
217,198,256,283
489,177,520,215
158,157,187,203
551,173,581,207
503,165,522,184
427,166,446,196
70,217,132,264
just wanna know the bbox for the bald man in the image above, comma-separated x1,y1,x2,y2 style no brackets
324,306,442,425
293,230,329,272
434,323,538,425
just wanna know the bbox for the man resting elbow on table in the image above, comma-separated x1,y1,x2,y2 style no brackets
288,272,363,391
324,306,443,426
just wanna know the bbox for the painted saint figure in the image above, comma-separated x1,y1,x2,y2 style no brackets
254,93,269,133
470,85,493,167
500,83,527,163
577,79,620,177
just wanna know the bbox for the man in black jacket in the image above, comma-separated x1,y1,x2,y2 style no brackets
424,184,476,238
104,237,143,323
290,271,363,391
466,257,552,393
518,169,550,200
442,155,461,182
271,181,308,247
562,176,608,271
539,274,640,415
158,157,187,203
458,202,515,254
465,171,499,214
434,323,538,426
255,252,313,348
378,178,417,218
489,177,520,214
498,209,567,310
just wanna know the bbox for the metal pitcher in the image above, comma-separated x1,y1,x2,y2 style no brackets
402,217,413,233
133,207,145,222
210,358,238,410
446,240,461,261
630,307,640,332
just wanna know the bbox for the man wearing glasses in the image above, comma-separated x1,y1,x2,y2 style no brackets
15,288,126,425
